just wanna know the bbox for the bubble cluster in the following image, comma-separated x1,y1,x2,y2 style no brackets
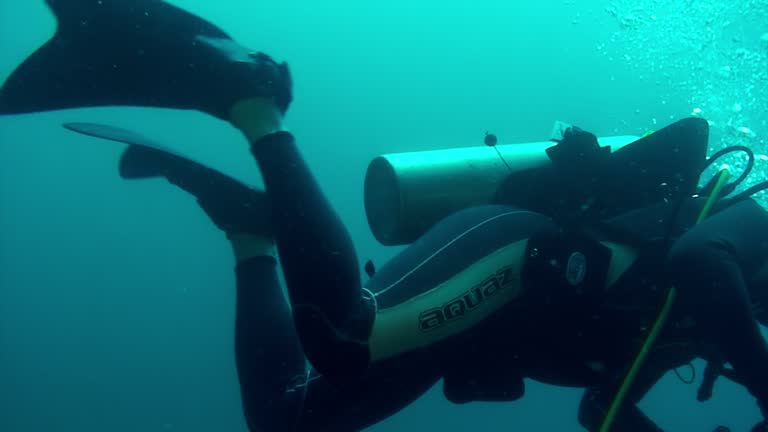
602,0,768,203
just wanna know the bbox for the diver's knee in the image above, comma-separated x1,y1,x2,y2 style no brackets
292,300,376,379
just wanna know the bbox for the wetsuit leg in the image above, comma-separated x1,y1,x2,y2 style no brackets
249,132,373,377
234,255,441,432
666,199,768,414
234,256,306,431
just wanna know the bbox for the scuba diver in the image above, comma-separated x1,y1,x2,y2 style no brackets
1,1,767,431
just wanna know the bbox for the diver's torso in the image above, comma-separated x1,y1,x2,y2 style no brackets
367,202,731,392
436,252,705,392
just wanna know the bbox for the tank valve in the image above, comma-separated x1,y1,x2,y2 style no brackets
484,131,498,147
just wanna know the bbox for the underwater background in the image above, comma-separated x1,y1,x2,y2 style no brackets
0,0,766,430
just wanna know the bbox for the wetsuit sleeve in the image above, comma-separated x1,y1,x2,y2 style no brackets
666,199,768,416
250,132,374,379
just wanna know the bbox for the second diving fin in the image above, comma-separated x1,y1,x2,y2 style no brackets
62,121,272,235
1,0,290,118
63,122,195,180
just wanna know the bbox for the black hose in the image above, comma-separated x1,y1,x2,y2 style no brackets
699,145,754,199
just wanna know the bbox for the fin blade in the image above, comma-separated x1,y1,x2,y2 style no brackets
63,122,175,153
63,122,187,179
118,146,171,179
1,0,233,115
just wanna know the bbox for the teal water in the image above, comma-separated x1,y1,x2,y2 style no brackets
0,0,766,431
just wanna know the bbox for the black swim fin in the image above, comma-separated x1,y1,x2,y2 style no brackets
63,122,272,235
62,122,182,179
0,0,291,118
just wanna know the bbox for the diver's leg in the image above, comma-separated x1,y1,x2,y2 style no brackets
231,237,308,432
667,199,768,419
231,101,374,379
109,144,312,430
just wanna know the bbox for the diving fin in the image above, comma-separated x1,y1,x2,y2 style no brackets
63,122,191,180
63,121,272,235
1,0,291,118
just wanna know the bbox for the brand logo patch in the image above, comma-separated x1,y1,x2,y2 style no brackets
418,265,516,331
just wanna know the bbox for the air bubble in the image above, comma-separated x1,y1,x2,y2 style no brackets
736,126,756,138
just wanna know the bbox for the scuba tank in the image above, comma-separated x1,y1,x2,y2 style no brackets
364,133,638,246
365,117,713,246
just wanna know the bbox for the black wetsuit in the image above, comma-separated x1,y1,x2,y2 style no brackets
234,131,768,432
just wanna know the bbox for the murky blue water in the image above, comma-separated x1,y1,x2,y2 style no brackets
0,1,766,430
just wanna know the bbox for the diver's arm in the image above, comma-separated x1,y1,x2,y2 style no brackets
666,199,768,425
